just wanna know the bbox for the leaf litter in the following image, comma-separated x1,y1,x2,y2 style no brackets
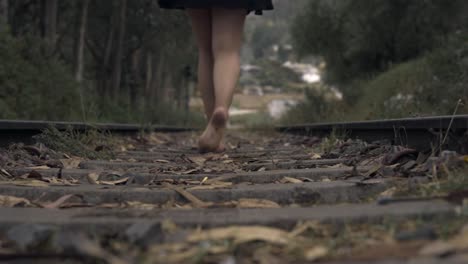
148,221,329,263
3,131,468,262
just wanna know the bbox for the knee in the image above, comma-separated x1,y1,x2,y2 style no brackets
212,35,241,57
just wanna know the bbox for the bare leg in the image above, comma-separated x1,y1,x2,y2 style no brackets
186,9,215,120
212,8,246,111
198,8,246,152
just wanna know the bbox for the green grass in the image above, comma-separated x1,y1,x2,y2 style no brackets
351,42,468,120
281,36,468,124
34,125,116,159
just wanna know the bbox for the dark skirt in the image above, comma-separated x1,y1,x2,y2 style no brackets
158,0,274,15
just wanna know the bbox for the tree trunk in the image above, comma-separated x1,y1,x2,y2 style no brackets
142,51,153,114
151,54,166,105
145,51,153,101
43,0,58,48
99,6,117,98
0,0,8,26
130,48,142,107
111,0,127,100
74,0,90,83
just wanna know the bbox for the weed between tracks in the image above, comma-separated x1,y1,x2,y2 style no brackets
395,163,468,199
34,125,116,160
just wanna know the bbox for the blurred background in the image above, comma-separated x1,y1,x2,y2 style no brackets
0,0,467,127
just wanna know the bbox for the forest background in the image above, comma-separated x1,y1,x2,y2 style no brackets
0,0,467,126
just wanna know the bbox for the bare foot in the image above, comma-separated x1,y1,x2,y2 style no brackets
216,140,226,153
198,108,228,153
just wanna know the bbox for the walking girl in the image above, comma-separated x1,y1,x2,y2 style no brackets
158,0,274,152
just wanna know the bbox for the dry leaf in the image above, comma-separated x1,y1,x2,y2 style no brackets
363,164,383,178
187,156,206,167
148,133,166,144
419,241,455,257
188,226,290,245
26,165,50,170
281,177,303,184
289,221,322,237
257,167,266,172
200,177,208,185
161,219,178,233
40,194,81,209
379,187,397,199
0,169,12,178
188,181,232,190
227,142,236,149
87,172,99,184
125,201,159,210
326,164,347,169
236,198,280,209
0,195,32,207
13,179,49,187
99,177,129,186
155,159,170,163
304,246,328,261
42,177,77,186
181,168,200,175
310,153,322,160
162,183,213,208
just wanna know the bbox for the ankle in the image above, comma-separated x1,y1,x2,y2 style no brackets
212,108,228,128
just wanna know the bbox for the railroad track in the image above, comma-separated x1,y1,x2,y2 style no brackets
0,120,192,146
278,115,468,153
0,118,467,263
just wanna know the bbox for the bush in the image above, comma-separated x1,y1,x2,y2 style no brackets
0,29,203,126
280,84,346,124
292,0,465,88
282,35,468,123
351,37,468,120
0,29,83,121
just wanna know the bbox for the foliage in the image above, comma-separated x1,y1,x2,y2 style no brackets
280,84,346,124
283,36,468,124
292,0,465,86
1,0,196,125
0,29,82,121
351,37,468,120
286,0,468,123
